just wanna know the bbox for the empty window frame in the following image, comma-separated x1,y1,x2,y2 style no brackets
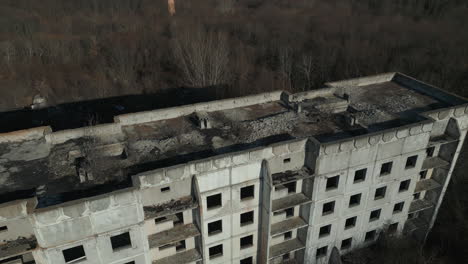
208,220,223,235
341,238,352,250
160,186,170,193
240,185,255,200
284,182,296,193
365,230,377,242
207,193,222,209
406,155,418,169
345,216,357,229
374,186,387,200
354,168,367,183
388,223,398,234
369,209,381,221
240,235,254,249
283,158,291,163
413,192,421,200
322,201,335,215
399,179,411,192
326,175,339,190
285,207,294,218
155,216,167,224
316,246,328,258
174,212,184,225
63,245,86,263
240,257,253,264
284,231,292,240
0,226,7,232
380,162,393,175
420,170,428,180
426,146,435,157
125,262,135,264
393,202,405,214
240,211,254,226
319,225,331,238
111,232,132,251
209,244,223,259
349,193,362,207
175,240,186,252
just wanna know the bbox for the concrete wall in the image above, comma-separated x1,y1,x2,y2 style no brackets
0,127,51,144
44,123,123,145
31,188,144,248
0,198,37,243
325,72,396,88
304,121,434,263
115,91,285,126
30,188,150,264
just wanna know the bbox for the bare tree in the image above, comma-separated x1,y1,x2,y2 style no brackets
172,27,230,87
300,53,314,91
278,47,293,90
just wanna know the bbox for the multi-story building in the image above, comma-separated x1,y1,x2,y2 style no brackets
0,72,467,264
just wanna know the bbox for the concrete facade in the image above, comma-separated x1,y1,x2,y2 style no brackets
1,72,467,264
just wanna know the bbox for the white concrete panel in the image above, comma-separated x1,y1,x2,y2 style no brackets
231,162,262,185
231,180,260,212
313,171,347,201
201,187,232,220
96,227,145,264
205,239,232,264
267,151,306,174
367,182,396,209
197,169,230,193
91,205,141,234
316,151,350,175
232,207,259,237
341,188,369,217
310,196,343,226
232,232,257,258
336,211,365,240
372,156,402,184
204,214,232,245
345,165,374,193
42,237,100,264
402,133,430,154
396,150,426,178
308,219,339,247
349,146,378,168
376,139,404,160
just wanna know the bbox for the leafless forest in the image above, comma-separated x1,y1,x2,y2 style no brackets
1,0,468,110
0,0,467,262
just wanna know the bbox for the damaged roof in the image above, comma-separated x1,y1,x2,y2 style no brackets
0,72,466,207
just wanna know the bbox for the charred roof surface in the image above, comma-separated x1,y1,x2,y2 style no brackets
0,73,466,206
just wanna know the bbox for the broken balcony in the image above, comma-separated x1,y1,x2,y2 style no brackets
422,157,450,170
270,217,308,236
268,238,306,260
271,167,314,186
144,196,198,220
414,179,442,193
428,134,458,147
0,236,37,261
272,193,312,212
152,248,202,264
409,199,434,214
148,223,200,249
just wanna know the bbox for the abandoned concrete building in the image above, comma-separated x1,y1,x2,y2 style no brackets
1,72,467,264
